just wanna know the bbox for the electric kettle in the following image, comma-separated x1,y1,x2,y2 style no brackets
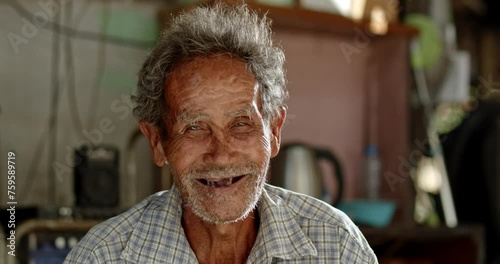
269,143,344,206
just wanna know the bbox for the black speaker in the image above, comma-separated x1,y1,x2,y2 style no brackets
74,145,119,207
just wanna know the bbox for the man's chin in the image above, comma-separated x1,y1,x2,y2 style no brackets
204,212,251,225
190,200,255,225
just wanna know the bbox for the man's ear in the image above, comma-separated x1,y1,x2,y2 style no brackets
270,107,286,158
139,121,167,167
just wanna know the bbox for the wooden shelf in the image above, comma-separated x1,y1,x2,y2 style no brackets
163,1,419,38
247,2,419,38
362,225,485,264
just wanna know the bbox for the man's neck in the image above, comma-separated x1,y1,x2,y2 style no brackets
182,208,259,264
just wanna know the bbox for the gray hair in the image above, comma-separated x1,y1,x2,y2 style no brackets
131,3,288,136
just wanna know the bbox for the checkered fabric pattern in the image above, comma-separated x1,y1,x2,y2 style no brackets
64,184,378,263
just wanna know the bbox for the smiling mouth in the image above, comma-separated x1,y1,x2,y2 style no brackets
198,175,245,188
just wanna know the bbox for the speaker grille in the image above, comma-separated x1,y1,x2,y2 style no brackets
74,145,119,207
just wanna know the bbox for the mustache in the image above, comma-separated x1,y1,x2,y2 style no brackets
182,162,262,180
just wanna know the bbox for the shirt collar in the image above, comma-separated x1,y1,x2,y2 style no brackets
121,185,198,263
120,184,317,263
248,186,318,261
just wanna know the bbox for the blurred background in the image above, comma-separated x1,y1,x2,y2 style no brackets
0,0,499,263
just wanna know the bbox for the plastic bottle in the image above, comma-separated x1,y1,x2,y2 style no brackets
364,144,382,200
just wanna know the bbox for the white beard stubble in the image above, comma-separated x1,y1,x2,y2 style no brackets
177,161,268,224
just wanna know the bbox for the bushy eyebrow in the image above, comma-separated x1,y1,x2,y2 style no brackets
175,111,209,124
175,105,256,124
226,105,256,118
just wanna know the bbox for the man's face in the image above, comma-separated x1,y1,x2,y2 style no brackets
160,55,283,224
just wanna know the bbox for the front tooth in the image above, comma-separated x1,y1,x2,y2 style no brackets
208,181,215,187
226,177,233,186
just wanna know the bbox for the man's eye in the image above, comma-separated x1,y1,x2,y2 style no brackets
186,125,201,131
235,122,247,127
232,121,253,133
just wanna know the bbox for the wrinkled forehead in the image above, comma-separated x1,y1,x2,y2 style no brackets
170,53,253,79
163,54,261,115
168,53,256,88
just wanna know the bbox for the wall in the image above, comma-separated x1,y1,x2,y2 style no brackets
275,27,412,222
276,29,368,199
0,0,162,207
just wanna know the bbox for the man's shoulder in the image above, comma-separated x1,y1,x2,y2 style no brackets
264,184,353,227
64,190,171,263
263,184,375,261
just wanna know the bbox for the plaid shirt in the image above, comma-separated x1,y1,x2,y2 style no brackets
65,184,378,263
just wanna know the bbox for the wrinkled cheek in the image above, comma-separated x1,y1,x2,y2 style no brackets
165,139,201,178
165,137,184,162
256,136,272,161
259,136,271,151
178,177,204,205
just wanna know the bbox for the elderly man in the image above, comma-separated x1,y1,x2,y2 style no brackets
65,3,377,264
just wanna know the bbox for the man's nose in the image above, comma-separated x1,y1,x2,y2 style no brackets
204,131,237,165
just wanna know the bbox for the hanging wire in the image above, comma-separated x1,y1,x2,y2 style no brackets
46,0,63,206
87,2,110,130
65,0,86,138
1,0,154,49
